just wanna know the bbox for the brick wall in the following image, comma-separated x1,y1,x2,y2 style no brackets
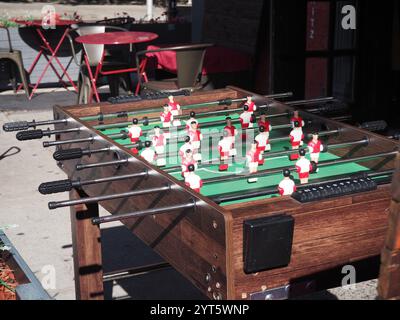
202,0,264,54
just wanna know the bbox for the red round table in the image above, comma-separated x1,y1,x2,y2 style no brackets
75,31,158,102
14,19,80,99
75,31,158,45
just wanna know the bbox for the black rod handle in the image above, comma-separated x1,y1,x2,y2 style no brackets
3,121,30,132
53,148,84,161
16,129,44,141
38,179,74,195
359,120,388,132
316,103,348,114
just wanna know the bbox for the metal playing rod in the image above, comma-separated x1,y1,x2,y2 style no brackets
103,262,171,283
92,201,197,225
75,158,131,171
203,151,398,184
80,92,294,123
93,105,290,131
122,123,333,157
164,137,368,173
43,136,95,148
2,93,293,133
211,170,395,204
38,170,148,194
3,119,68,132
43,131,129,147
48,185,171,209
286,97,335,106
92,98,344,132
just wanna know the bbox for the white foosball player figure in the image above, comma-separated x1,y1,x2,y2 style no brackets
128,118,142,154
244,95,257,113
278,169,297,196
291,110,305,129
185,111,198,131
152,126,167,154
160,104,173,128
289,121,304,161
188,121,203,161
184,164,203,193
181,149,198,178
179,135,193,161
218,129,234,171
140,141,156,164
307,133,325,169
295,149,316,184
255,125,271,165
152,126,167,166
246,141,262,183
239,105,254,130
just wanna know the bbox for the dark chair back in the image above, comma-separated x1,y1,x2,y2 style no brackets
0,27,13,52
136,43,214,90
175,44,212,88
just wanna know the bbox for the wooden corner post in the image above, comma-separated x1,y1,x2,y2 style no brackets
70,188,104,300
378,152,400,300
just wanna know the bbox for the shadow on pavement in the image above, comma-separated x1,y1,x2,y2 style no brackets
101,225,207,300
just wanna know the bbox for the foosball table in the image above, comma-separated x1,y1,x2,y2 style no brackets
3,86,399,300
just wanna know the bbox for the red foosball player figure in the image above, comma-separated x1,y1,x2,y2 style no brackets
128,118,142,154
291,110,305,129
218,130,234,171
185,164,203,193
179,135,193,161
224,117,238,154
188,121,203,161
160,104,173,128
255,126,271,165
168,95,181,116
246,141,262,183
185,111,199,132
289,121,304,161
296,149,314,184
258,113,272,133
140,141,156,164
307,133,325,169
181,149,198,178
244,95,257,113
278,169,297,196
152,126,167,166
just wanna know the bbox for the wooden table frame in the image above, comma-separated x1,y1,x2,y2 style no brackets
49,86,399,300
378,152,400,300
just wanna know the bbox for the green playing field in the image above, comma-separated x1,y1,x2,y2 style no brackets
98,113,370,206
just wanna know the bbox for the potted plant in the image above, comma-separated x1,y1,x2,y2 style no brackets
0,225,17,300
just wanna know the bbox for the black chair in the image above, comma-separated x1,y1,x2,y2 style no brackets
0,27,29,98
135,43,214,94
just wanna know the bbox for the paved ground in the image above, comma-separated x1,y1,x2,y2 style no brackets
0,2,167,22
0,88,380,300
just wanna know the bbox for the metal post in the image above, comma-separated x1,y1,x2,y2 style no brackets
147,0,153,20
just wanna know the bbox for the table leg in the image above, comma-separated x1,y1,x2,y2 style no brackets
32,28,78,94
378,153,400,300
15,49,43,98
70,188,104,300
83,54,101,103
